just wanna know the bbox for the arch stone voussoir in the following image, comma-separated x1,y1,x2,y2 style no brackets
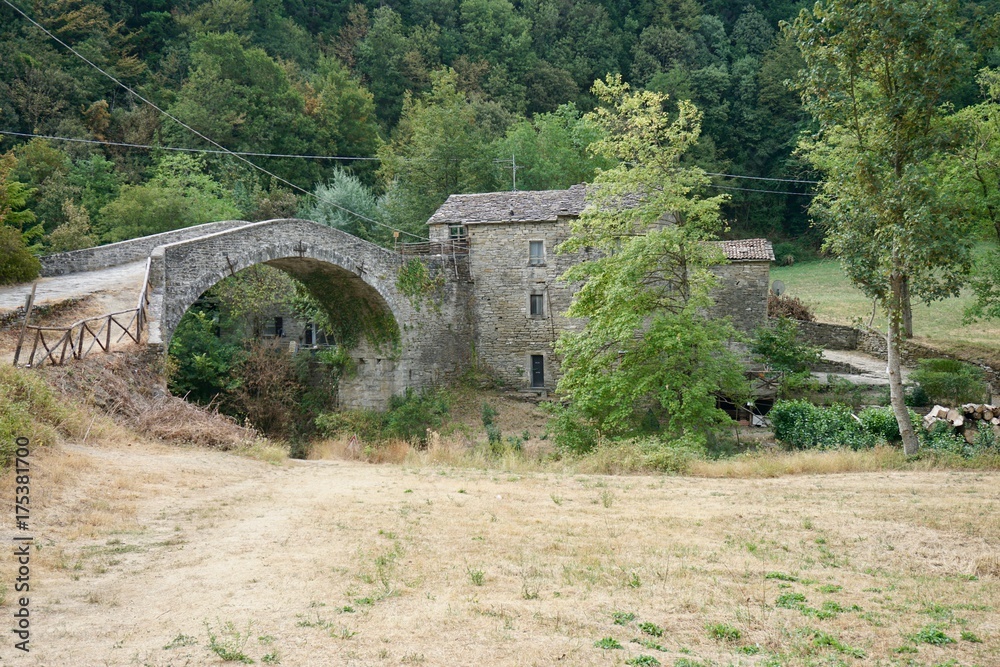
146,218,472,409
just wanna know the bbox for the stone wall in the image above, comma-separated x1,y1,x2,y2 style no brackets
795,321,861,350
465,218,585,388
464,218,772,389
39,220,253,276
708,262,771,334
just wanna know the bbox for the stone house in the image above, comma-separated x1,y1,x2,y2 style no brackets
427,185,774,391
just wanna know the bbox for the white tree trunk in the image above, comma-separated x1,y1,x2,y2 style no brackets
888,276,920,455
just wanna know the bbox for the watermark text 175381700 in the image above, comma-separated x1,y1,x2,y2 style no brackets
12,436,31,653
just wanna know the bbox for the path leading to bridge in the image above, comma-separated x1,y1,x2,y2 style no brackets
0,260,147,316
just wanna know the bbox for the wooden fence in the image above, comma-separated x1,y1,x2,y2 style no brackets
13,258,153,367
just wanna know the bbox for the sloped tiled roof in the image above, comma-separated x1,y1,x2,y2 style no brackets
428,186,774,262
716,239,775,262
427,185,587,224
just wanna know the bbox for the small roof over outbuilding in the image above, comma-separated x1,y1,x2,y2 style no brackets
716,238,775,263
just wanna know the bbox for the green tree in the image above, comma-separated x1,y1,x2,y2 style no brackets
491,103,614,191
377,68,502,234
97,154,240,242
554,75,745,448
788,0,975,455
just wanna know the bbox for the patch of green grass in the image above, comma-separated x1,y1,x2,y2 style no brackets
817,584,843,593
612,611,637,625
631,638,667,652
639,621,664,637
811,630,866,658
911,624,955,646
673,659,709,667
765,572,798,582
771,254,1000,357
737,644,761,655
776,592,807,609
626,656,661,666
960,630,982,643
262,652,280,664
467,568,485,586
594,637,623,649
706,623,741,642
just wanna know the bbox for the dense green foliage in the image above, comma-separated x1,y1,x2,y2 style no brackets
553,76,747,449
750,316,821,374
770,400,889,450
909,358,991,406
315,387,450,445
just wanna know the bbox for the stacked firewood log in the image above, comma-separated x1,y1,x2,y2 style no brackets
923,404,1000,444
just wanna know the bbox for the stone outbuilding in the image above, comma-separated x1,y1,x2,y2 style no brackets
427,185,774,391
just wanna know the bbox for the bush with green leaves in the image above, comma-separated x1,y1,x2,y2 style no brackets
769,400,880,450
0,225,40,285
316,387,450,446
751,317,823,373
920,420,999,458
910,358,989,406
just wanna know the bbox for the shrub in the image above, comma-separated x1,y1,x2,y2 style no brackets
316,387,450,446
767,292,815,321
0,225,40,285
769,400,879,450
751,317,822,373
910,358,989,406
858,406,900,442
545,401,599,454
0,365,83,465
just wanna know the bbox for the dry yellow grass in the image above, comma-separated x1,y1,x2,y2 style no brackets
17,437,1000,666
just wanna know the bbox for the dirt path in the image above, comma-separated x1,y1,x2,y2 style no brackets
0,262,147,316
5,439,998,666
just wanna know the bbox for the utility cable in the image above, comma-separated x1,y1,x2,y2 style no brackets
1,0,426,240
0,130,379,160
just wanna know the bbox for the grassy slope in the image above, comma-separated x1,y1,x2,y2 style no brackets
771,257,1000,362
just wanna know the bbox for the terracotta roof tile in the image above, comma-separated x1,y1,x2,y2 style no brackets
716,238,775,262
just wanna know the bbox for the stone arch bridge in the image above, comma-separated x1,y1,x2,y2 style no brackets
32,219,473,409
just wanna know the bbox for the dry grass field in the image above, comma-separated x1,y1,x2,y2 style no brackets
5,436,998,667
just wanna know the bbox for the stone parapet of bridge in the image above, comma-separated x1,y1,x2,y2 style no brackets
38,220,255,276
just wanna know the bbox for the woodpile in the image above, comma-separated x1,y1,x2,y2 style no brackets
923,404,1000,444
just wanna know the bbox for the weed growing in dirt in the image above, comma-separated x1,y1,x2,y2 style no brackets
593,637,622,649
163,633,197,650
631,637,667,651
468,568,485,586
638,621,664,637
612,611,636,625
625,655,661,666
911,624,956,645
706,623,741,641
205,620,254,664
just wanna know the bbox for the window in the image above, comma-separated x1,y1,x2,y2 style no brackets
529,293,545,317
449,225,467,240
530,355,545,388
263,316,283,338
528,240,544,265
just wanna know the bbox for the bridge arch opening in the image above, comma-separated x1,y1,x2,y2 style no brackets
165,253,403,427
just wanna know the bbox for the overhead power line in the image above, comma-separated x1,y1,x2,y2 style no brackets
1,0,425,241
703,171,821,185
0,130,380,160
2,130,825,189
706,184,816,197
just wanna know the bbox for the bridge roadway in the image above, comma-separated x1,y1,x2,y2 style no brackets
0,260,147,316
